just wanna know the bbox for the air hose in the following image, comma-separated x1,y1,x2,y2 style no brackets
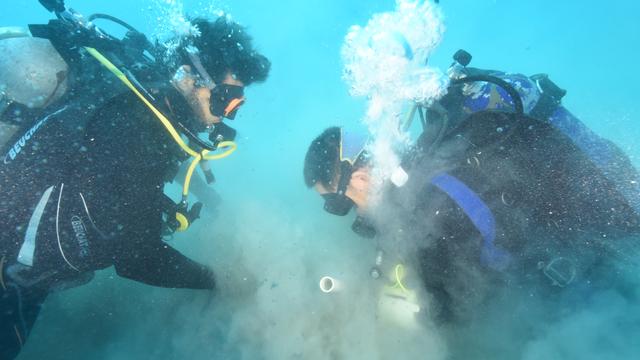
391,264,410,293
87,13,138,33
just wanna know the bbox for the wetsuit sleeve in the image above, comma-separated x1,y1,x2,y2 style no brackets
81,93,216,291
412,186,486,323
110,190,214,290
109,179,216,290
113,240,216,290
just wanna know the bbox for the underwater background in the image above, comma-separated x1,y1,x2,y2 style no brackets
2,0,640,359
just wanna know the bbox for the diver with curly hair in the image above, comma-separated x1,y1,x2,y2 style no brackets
0,2,270,357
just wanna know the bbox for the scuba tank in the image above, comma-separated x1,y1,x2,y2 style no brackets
0,26,69,149
0,12,160,166
402,49,640,286
0,27,69,109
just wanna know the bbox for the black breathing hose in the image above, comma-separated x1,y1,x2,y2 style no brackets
88,13,138,33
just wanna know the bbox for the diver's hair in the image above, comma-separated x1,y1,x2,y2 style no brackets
304,127,341,188
188,17,271,85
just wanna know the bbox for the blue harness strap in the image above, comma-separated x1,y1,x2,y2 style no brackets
461,71,640,216
431,173,511,270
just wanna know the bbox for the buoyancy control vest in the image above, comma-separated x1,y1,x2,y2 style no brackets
392,51,640,284
412,50,640,220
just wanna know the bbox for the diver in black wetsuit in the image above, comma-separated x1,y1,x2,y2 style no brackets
0,11,270,359
302,55,640,326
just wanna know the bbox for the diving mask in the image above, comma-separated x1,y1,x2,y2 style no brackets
322,161,356,216
210,84,245,120
321,129,369,216
185,46,245,119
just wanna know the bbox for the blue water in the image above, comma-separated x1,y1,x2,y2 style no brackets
2,1,640,359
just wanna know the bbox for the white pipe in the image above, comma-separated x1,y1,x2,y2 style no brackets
319,276,341,293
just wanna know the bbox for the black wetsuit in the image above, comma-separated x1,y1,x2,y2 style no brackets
0,88,215,359
379,110,640,324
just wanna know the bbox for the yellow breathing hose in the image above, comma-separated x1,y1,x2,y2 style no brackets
183,153,203,199
84,47,237,208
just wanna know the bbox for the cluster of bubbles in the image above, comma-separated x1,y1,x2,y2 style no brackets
341,0,448,191
145,0,228,66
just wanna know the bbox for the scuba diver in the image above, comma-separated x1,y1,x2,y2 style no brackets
303,50,640,326
0,1,270,358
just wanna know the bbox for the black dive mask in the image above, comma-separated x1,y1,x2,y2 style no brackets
322,161,355,216
210,84,245,120
184,46,244,120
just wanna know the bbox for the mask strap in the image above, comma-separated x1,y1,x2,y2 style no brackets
336,161,353,196
185,46,215,89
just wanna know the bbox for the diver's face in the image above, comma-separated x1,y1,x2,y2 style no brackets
173,67,244,126
314,167,372,212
